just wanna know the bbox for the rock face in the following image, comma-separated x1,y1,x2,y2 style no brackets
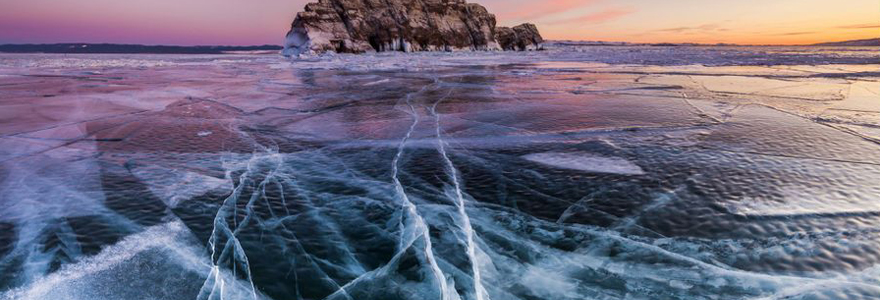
495,23,544,51
283,0,542,56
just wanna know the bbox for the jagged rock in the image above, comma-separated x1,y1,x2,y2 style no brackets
283,0,541,56
496,23,544,51
494,27,518,51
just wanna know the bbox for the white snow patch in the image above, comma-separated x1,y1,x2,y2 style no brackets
363,78,391,86
726,196,880,217
523,152,645,175
519,266,580,299
130,165,232,208
23,58,175,69
669,280,694,290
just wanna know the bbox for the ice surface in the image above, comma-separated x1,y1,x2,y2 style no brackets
1,45,879,299
1,221,268,300
522,152,645,175
130,164,232,208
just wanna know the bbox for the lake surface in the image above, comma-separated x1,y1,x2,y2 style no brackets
1,45,879,299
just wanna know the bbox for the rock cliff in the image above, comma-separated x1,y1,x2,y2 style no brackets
283,0,542,56
495,23,543,51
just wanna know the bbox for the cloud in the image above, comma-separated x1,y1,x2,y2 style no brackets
838,23,880,29
501,0,602,21
546,7,637,25
774,31,816,36
628,23,730,37
655,24,724,33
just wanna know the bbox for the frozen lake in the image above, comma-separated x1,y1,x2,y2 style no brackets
1,45,879,299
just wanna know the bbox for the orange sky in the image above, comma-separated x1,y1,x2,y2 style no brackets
490,0,880,45
0,0,877,45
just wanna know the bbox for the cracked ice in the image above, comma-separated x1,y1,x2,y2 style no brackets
1,44,880,299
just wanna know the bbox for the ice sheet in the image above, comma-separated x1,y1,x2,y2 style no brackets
1,45,879,299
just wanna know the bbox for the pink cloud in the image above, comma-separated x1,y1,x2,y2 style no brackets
499,0,603,21
546,7,637,25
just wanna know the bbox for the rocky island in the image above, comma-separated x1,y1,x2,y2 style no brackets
282,0,543,56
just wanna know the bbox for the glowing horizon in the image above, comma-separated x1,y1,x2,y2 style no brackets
0,0,877,46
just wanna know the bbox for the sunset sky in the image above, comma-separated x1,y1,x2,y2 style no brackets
0,0,877,45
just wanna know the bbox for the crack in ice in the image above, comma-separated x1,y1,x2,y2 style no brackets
430,79,489,300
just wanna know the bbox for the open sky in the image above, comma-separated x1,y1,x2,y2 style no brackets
1,0,877,45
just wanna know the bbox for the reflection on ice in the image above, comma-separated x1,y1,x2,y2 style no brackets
1,45,879,299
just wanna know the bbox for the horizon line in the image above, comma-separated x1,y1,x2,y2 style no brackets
1,37,878,49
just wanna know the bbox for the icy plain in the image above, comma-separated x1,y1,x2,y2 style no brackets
0,45,879,300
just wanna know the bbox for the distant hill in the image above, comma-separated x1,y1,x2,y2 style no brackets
812,38,880,46
0,43,282,54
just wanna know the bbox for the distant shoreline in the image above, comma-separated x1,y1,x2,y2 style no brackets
0,44,282,54
551,38,880,47
0,39,876,54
